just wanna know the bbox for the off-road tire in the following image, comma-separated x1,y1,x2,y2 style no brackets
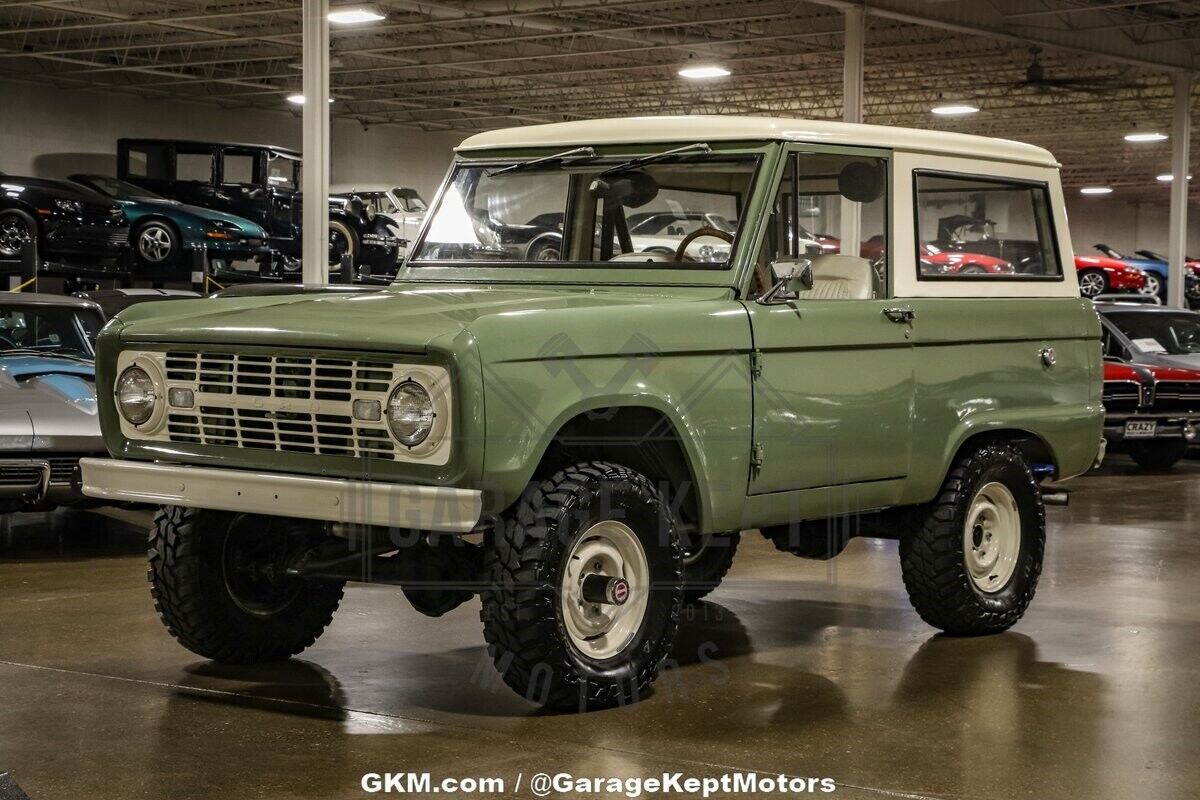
681,532,739,603
480,462,683,711
899,443,1045,635
148,506,344,663
1127,439,1187,470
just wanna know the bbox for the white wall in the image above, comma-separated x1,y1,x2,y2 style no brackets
0,79,460,199
1064,194,1200,259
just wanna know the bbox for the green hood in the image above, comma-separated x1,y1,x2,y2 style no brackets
111,283,734,356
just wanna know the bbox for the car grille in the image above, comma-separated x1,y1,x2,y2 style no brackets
0,457,81,487
1102,382,1141,414
1152,381,1200,415
108,230,129,246
47,456,83,485
0,464,43,488
161,351,401,460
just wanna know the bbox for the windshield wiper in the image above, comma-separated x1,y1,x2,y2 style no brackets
487,147,597,178
599,142,711,176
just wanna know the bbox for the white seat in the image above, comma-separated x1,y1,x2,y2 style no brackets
807,254,874,300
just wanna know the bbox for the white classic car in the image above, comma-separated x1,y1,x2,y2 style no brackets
329,184,427,258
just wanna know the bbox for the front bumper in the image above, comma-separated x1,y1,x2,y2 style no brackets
80,459,483,532
43,220,129,256
1104,417,1199,443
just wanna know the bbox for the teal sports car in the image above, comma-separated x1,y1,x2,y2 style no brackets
69,174,269,278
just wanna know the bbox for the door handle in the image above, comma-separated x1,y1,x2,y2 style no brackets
882,307,915,323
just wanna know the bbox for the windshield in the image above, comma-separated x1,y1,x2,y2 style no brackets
0,306,98,358
1106,311,1200,355
395,189,427,212
83,176,164,201
411,154,757,268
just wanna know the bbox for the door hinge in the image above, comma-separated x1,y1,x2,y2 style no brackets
750,349,763,379
751,442,764,471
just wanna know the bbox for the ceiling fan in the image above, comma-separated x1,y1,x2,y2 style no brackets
1011,46,1133,94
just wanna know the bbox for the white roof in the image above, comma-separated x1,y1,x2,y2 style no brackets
457,116,1058,168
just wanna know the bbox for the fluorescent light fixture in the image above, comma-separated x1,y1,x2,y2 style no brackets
286,94,334,104
1156,173,1192,182
1124,132,1168,143
1080,186,1113,195
931,103,979,116
328,8,385,24
678,65,731,79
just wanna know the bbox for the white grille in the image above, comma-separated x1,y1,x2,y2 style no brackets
151,350,436,461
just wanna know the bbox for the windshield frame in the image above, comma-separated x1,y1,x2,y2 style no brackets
1106,310,1200,356
0,305,100,359
396,141,774,288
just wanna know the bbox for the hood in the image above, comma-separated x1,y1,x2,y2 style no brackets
1076,254,1141,274
123,198,266,235
1144,362,1200,380
1104,362,1144,382
0,354,94,384
111,283,733,355
0,174,120,209
0,358,99,450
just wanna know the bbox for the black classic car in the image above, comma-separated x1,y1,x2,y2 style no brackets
1,173,128,267
116,139,401,276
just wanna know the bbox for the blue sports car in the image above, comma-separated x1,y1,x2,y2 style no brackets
1094,243,1169,299
69,174,269,278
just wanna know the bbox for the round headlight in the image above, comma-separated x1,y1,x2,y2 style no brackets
116,366,158,425
387,380,435,447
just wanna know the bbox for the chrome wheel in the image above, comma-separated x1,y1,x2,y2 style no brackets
1078,271,1106,297
137,224,174,263
0,214,32,258
561,519,650,660
1140,274,1162,296
963,481,1021,594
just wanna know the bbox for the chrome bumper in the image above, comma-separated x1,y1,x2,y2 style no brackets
80,459,483,533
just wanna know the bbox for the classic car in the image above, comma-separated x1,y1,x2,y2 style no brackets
1101,360,1199,469
1074,254,1147,297
1097,301,1200,370
1094,244,1170,299
329,184,427,260
82,116,1102,712
0,173,128,266
919,243,1014,275
115,139,401,276
0,293,107,512
68,174,269,277
935,214,1047,273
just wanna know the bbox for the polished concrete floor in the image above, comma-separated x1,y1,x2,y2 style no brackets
1,456,1198,800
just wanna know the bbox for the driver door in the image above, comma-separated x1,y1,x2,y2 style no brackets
745,148,914,498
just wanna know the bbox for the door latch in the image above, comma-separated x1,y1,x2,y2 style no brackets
882,307,915,323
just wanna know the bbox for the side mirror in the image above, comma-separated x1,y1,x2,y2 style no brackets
757,259,813,304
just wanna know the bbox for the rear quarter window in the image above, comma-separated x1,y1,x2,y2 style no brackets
914,171,1062,281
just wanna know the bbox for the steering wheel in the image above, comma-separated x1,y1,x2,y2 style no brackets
673,226,734,262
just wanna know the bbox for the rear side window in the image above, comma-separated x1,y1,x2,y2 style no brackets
914,171,1062,280
176,150,215,183
126,143,169,180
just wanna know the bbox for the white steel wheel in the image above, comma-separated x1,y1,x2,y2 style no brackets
560,519,650,661
963,481,1021,593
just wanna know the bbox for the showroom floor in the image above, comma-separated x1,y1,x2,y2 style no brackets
1,456,1196,800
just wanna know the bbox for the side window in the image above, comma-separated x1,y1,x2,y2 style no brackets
1101,326,1127,360
126,144,169,180
754,151,888,300
222,152,257,185
914,172,1062,279
176,150,214,183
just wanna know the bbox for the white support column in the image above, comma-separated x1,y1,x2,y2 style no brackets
1167,72,1192,309
301,0,330,287
840,6,865,256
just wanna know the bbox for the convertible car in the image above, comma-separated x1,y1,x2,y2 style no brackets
0,293,106,512
1,173,128,266
1075,254,1147,297
1094,244,1170,299
69,174,269,277
1131,249,1200,308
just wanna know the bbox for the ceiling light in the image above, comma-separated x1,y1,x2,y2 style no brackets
1124,132,1168,143
286,94,334,105
1156,173,1192,182
678,65,731,80
931,103,979,116
1080,186,1113,195
328,8,385,24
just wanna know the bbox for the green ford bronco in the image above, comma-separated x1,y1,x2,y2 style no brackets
82,116,1104,711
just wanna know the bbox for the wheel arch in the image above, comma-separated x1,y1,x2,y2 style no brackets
946,427,1058,481
526,401,711,535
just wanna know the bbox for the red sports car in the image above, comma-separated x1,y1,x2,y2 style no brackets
1101,360,1200,469
1076,255,1147,298
919,243,1014,275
